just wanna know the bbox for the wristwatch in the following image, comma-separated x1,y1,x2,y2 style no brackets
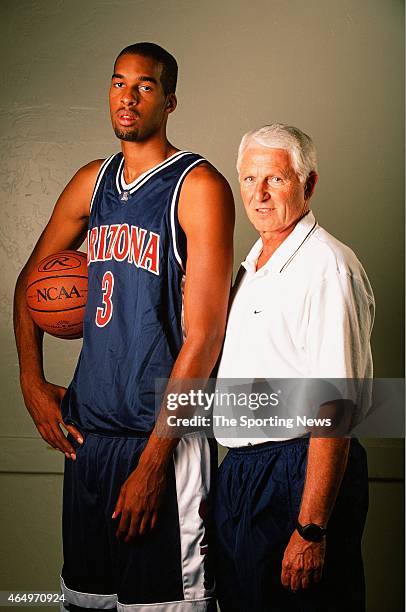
296,521,327,542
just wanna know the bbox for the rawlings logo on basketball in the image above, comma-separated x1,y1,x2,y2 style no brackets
38,255,83,272
36,285,82,302
87,224,160,275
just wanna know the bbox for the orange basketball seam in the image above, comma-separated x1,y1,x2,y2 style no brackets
27,305,87,313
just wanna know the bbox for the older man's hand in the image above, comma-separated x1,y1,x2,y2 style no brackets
281,529,326,591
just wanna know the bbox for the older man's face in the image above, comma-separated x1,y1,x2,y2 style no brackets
239,147,308,235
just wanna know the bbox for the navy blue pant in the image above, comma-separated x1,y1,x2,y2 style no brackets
214,437,368,612
62,432,216,609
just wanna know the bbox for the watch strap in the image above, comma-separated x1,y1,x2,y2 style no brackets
296,521,327,542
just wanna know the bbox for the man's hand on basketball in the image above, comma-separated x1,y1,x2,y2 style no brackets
281,528,326,591
22,379,83,459
112,459,167,542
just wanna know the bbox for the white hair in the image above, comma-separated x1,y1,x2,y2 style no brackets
237,123,318,183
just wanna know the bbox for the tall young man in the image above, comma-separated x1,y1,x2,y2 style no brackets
14,43,234,611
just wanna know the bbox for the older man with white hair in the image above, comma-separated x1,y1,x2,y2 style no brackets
213,124,374,611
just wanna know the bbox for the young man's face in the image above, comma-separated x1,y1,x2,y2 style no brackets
109,53,175,142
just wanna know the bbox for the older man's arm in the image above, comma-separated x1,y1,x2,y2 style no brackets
281,272,374,591
281,436,350,591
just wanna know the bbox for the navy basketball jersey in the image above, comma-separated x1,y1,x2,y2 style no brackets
61,150,206,433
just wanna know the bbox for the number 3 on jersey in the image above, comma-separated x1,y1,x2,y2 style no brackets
96,271,114,327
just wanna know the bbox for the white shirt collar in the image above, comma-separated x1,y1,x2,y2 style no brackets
242,211,318,274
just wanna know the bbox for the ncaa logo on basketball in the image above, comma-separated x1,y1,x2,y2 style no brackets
36,285,82,302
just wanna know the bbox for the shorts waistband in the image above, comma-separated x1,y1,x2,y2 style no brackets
228,435,310,454
79,428,152,439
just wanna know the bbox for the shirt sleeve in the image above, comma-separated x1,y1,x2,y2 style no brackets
305,271,374,379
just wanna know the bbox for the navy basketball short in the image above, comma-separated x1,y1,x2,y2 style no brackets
61,431,216,611
214,437,368,612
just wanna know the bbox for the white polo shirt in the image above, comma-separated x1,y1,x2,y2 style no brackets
215,211,375,447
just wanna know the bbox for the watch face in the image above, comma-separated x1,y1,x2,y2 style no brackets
300,523,326,542
305,524,322,541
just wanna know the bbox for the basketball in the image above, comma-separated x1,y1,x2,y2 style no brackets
25,250,88,339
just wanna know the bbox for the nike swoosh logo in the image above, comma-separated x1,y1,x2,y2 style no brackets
254,309,263,314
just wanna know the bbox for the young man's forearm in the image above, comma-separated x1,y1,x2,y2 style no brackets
14,267,82,455
140,327,225,468
14,268,46,389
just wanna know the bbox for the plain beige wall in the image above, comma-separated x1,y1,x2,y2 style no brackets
0,1,404,610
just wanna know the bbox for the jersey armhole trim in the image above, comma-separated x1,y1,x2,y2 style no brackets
170,158,206,272
89,153,118,213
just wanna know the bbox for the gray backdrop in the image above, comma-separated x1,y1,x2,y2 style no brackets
0,1,404,610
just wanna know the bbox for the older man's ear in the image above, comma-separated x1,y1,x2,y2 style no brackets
304,171,319,201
